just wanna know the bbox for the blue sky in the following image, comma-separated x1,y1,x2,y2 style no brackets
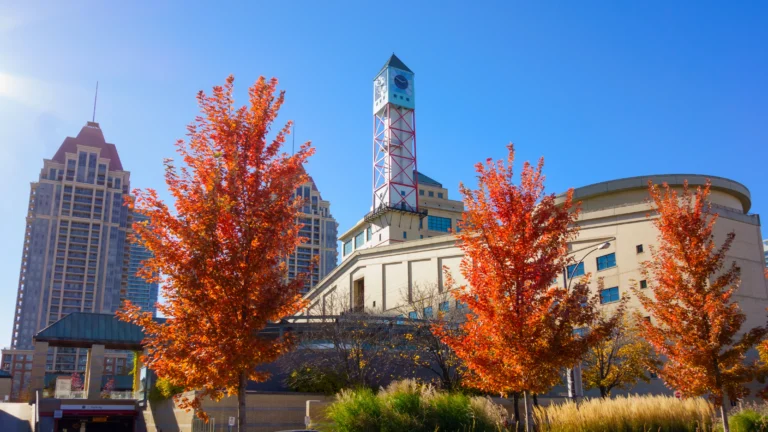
1,1,767,347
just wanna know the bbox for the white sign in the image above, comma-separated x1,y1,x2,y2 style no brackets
60,404,135,411
305,415,311,427
228,416,236,426
54,410,63,419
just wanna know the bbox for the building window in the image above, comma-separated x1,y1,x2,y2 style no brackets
419,189,424,196
644,316,651,323
596,253,616,271
439,301,449,312
437,192,444,199
427,215,452,232
403,231,407,239
366,226,372,241
573,327,588,337
420,235,423,239
408,311,418,319
640,280,648,289
566,262,585,278
343,241,352,256
428,191,434,197
355,231,365,248
456,300,468,310
599,287,620,304
423,306,433,319
636,244,644,253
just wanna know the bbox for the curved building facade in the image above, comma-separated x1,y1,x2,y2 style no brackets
305,174,767,395
557,174,766,333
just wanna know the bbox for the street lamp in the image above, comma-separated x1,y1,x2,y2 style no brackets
564,240,611,402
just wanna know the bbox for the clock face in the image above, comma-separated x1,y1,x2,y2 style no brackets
394,74,408,90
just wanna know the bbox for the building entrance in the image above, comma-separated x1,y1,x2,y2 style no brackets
56,415,134,432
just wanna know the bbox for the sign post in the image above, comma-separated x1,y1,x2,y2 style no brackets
674,390,682,400
228,415,235,432
306,399,321,428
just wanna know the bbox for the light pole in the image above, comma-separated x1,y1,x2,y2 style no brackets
564,240,611,402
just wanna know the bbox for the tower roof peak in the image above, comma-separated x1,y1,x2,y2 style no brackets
51,121,124,171
378,53,413,76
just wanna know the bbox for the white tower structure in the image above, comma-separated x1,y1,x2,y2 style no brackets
366,54,424,245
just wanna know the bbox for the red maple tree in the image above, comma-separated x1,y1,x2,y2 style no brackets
634,180,766,432
435,145,607,431
118,76,314,429
70,372,83,391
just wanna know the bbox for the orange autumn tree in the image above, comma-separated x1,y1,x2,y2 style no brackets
118,76,314,430
634,180,766,432
435,144,606,431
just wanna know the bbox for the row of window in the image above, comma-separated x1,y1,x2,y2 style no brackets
566,252,617,279
419,189,444,199
400,299,469,320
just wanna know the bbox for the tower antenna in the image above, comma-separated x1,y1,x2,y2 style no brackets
92,81,99,123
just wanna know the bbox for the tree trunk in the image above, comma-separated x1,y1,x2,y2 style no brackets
523,391,533,432
720,398,730,432
513,392,521,431
238,370,247,432
600,386,608,398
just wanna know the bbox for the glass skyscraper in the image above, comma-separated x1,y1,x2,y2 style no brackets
6,121,131,375
126,213,159,316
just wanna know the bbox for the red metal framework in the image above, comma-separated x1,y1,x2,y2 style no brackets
372,104,419,213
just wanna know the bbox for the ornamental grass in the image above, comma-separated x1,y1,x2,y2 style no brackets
322,379,507,432
535,394,715,432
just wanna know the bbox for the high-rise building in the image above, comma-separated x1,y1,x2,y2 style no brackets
3,121,131,397
126,213,159,316
288,176,338,292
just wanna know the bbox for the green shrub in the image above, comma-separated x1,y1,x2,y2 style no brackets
730,409,768,432
325,388,383,432
287,365,347,394
322,379,507,432
379,380,426,432
425,392,476,431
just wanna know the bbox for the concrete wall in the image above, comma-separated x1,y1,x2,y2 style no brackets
307,236,467,315
142,392,334,432
0,377,11,402
0,403,32,432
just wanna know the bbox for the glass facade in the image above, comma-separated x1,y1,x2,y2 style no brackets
427,215,451,232
126,213,159,316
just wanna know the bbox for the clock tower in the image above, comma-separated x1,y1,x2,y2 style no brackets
372,54,418,213
365,54,423,245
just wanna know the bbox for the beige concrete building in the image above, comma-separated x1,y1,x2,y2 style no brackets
307,173,768,354
339,171,464,260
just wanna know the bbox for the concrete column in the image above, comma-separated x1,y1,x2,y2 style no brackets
85,344,105,400
28,341,49,402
